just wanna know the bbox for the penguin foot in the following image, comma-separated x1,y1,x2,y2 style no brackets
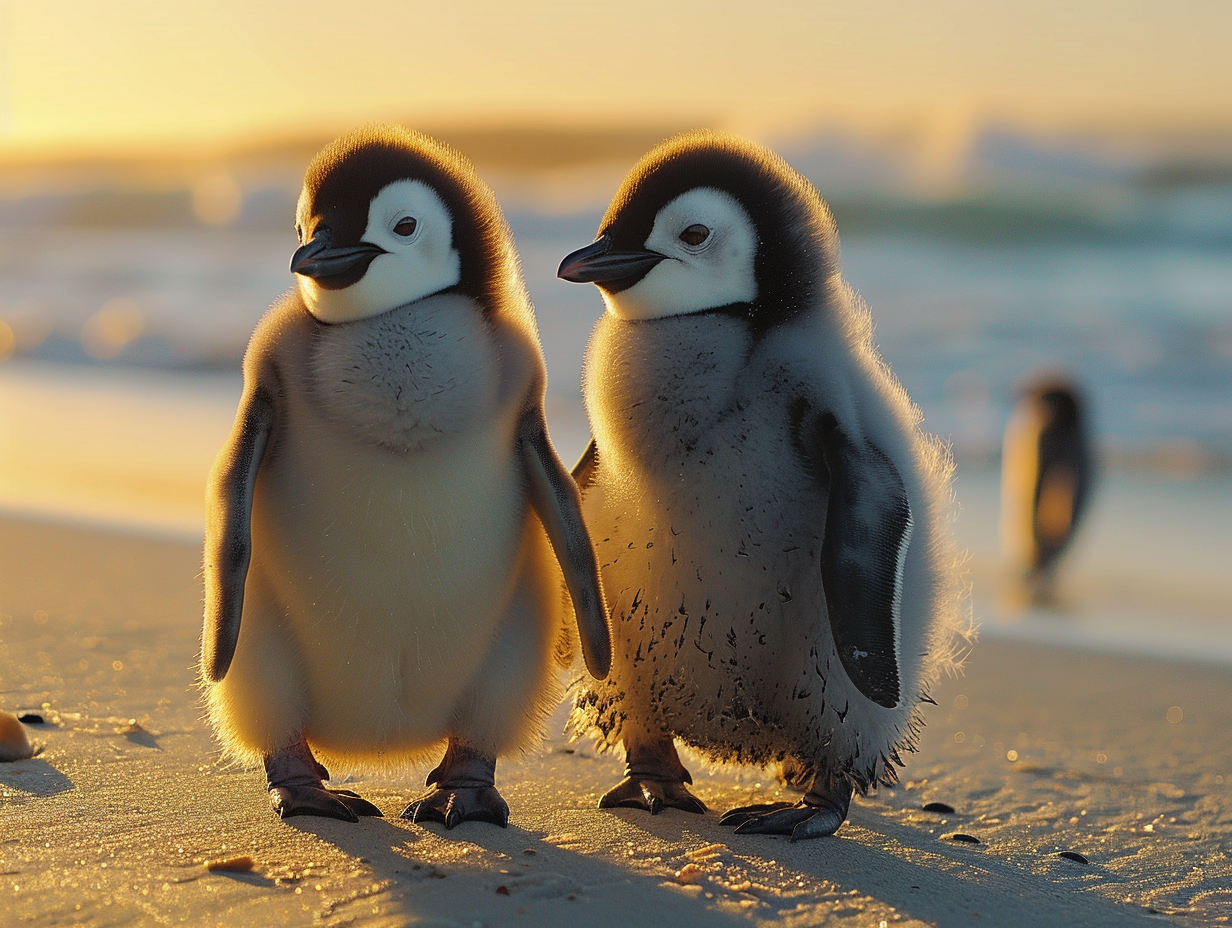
402,785,510,829
599,775,708,814
720,780,852,841
270,784,383,822
264,738,382,822
598,736,707,814
399,741,509,829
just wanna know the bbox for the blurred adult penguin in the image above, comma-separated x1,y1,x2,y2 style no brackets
1000,376,1094,603
201,125,609,827
558,132,965,840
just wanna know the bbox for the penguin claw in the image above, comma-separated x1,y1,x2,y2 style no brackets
269,784,383,822
400,786,510,829
787,805,848,841
718,801,796,827
720,798,847,840
598,776,708,815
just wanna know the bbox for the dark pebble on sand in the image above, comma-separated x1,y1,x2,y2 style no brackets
17,713,44,725
495,885,510,895
1058,851,1089,864
923,801,955,814
946,833,981,844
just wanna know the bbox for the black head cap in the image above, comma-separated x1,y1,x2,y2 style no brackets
296,124,511,303
1020,375,1087,430
596,131,841,325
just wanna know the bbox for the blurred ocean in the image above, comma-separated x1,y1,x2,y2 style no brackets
0,126,1228,659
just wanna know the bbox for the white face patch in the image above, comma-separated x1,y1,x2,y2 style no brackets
297,179,462,324
602,188,758,321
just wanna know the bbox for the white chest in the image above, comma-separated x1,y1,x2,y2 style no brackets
308,293,499,453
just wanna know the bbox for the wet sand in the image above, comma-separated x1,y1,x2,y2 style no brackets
1,514,1230,926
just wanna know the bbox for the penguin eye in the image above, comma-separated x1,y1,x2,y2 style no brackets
393,217,418,237
679,224,710,247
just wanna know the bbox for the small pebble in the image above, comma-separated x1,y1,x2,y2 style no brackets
205,856,256,873
945,833,981,844
495,885,510,896
673,863,706,885
522,848,537,855
1057,851,1089,864
17,713,44,725
0,711,34,762
923,802,955,814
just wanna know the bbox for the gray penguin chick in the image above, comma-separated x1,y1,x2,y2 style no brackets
557,132,965,840
202,125,609,828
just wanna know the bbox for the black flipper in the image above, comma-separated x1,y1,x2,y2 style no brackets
519,411,611,679
571,437,599,492
202,384,275,683
806,413,911,709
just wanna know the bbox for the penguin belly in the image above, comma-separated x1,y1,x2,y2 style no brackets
582,407,840,766
230,418,530,761
574,315,924,781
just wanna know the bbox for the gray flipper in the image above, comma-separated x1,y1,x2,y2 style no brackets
202,385,275,683
519,411,611,679
571,438,598,492
804,412,911,709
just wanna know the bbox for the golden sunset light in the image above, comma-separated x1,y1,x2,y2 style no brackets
1,0,1230,156
2,3,1232,925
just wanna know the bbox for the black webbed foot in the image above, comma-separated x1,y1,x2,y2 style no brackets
718,800,797,827
404,785,510,829
598,736,707,815
599,775,707,815
400,741,509,829
720,776,852,841
264,738,382,822
270,784,383,822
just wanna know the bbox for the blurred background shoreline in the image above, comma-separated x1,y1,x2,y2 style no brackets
2,6,1231,921
0,0,1229,666
1,120,1229,667
3,121,1230,465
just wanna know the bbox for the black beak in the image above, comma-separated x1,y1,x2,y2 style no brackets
290,229,387,282
557,235,666,285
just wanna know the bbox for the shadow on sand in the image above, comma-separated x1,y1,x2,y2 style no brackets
292,813,752,927
0,757,74,797
624,802,1163,928
276,796,1170,927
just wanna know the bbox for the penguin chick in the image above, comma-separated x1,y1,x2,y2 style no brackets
1000,375,1093,604
558,132,964,840
202,125,609,828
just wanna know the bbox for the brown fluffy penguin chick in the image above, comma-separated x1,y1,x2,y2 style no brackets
202,125,609,827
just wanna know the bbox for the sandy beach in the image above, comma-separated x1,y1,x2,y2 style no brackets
1,513,1230,927
3,4,1231,925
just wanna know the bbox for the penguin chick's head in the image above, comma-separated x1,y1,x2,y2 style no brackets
558,131,840,324
292,125,510,324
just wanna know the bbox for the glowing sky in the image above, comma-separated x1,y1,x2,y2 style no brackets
2,0,1230,153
